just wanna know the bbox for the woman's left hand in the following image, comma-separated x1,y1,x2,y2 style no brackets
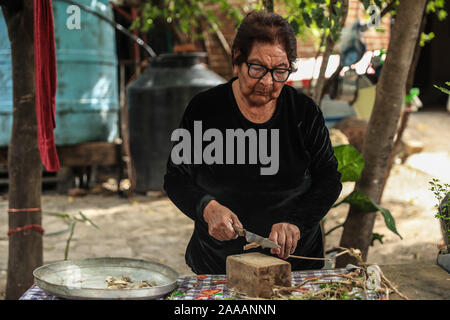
268,223,301,259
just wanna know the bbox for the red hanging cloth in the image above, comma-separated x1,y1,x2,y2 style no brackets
34,0,60,172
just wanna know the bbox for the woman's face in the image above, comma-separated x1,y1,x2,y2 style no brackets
234,41,290,107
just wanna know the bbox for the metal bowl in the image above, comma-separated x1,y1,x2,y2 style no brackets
33,257,179,300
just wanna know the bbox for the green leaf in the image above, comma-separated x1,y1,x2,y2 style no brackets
438,9,448,21
434,84,450,95
333,145,365,182
426,1,436,13
78,211,100,229
56,213,71,219
371,233,384,246
330,29,340,42
343,190,403,239
420,31,435,46
342,189,374,212
311,7,325,26
302,12,312,27
405,87,420,104
377,205,402,239
290,19,300,35
435,0,445,8
361,0,371,10
333,4,341,17
340,291,350,300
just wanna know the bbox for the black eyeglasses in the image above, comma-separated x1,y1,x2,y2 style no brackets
246,62,292,82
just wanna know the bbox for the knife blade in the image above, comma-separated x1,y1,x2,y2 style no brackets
233,225,281,250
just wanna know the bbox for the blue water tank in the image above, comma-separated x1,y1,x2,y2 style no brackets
0,12,12,146
0,0,119,147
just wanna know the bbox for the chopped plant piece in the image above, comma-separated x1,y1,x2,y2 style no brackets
105,276,157,289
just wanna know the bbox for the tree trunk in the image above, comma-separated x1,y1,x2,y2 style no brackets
379,3,429,200
307,31,326,97
3,1,44,300
336,0,428,267
313,0,348,106
405,6,428,94
313,34,334,105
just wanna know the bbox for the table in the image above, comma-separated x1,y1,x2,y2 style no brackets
20,267,383,300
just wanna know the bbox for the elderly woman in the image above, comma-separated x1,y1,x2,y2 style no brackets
164,11,342,274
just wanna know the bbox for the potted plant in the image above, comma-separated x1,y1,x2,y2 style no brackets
429,178,450,272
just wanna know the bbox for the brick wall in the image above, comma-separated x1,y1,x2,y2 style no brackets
202,1,242,80
203,0,391,80
346,0,391,51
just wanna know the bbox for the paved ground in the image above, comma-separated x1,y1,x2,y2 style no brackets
0,107,449,299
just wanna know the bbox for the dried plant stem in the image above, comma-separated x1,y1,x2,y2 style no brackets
271,247,409,300
380,271,409,300
362,271,369,300
384,284,390,300
274,272,354,296
64,221,76,261
243,242,260,250
334,250,350,258
289,255,331,261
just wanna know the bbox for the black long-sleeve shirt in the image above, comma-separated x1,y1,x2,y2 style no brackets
164,78,342,274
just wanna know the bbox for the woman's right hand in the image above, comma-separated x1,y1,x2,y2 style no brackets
203,200,243,241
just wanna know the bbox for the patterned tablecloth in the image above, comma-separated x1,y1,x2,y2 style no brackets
20,268,383,300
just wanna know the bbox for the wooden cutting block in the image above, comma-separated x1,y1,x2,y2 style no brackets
226,252,291,298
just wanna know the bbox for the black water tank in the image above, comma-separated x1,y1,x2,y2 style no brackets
127,52,226,192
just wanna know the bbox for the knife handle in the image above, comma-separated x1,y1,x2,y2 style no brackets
232,225,245,237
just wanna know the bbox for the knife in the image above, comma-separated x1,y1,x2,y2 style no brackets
232,225,281,250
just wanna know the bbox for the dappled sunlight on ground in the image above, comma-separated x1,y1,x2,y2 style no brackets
406,152,450,182
325,108,450,266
